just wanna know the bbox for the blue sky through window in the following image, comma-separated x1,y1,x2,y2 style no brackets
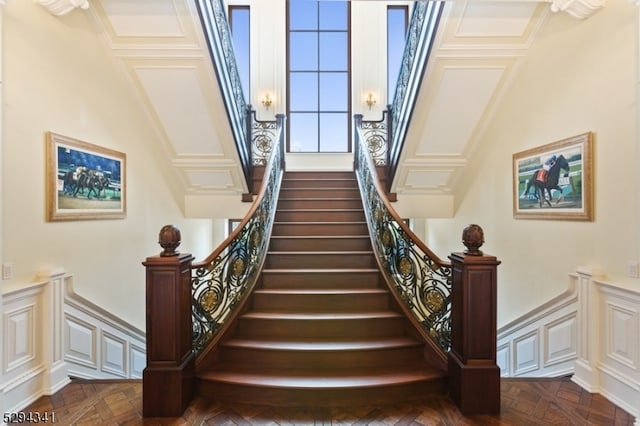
288,0,349,152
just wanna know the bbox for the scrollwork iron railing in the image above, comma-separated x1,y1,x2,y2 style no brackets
360,112,389,166
191,115,285,355
197,0,252,189
387,1,444,188
354,114,452,351
251,111,279,166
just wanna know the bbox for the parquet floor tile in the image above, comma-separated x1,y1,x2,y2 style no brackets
19,377,636,425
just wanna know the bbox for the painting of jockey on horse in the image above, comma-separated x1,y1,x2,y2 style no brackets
513,132,593,221
46,132,126,221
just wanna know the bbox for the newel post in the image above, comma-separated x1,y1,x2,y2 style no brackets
142,225,195,417
448,224,501,415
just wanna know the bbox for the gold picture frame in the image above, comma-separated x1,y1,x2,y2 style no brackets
46,132,126,221
513,132,593,221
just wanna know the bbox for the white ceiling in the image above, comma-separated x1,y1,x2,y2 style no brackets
394,0,550,196
38,0,602,214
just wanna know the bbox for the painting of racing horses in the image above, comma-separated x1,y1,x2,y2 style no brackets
521,154,570,208
513,132,594,221
46,132,126,221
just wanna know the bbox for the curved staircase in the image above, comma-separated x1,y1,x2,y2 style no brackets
196,171,447,407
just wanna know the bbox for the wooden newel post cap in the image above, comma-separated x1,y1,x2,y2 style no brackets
158,225,181,257
462,224,484,256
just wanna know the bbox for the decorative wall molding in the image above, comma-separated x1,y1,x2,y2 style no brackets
60,273,146,380
498,267,639,425
1,273,70,413
497,272,580,378
35,0,89,16
573,277,640,424
1,268,146,414
547,0,606,19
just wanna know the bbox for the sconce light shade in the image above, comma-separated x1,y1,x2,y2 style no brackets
365,93,376,109
262,94,273,110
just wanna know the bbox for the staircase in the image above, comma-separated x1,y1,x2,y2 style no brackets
196,171,447,407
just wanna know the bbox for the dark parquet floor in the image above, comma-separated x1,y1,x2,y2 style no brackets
21,376,636,425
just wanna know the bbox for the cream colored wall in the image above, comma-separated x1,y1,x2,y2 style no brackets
1,2,219,329
425,1,639,327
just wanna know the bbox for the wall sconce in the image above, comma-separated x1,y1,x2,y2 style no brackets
262,94,273,110
365,93,376,109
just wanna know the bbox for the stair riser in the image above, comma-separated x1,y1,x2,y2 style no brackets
284,171,355,180
197,379,447,408
217,346,423,369
272,222,368,236
236,317,405,338
269,237,372,252
279,188,361,199
277,199,363,210
252,292,389,312
275,210,365,222
259,271,382,289
281,179,358,189
265,253,377,269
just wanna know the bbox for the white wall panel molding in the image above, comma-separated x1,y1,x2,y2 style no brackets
544,312,578,367
62,274,146,380
1,269,146,413
497,271,580,377
4,304,37,373
498,267,638,423
64,314,98,369
1,273,69,413
573,278,640,425
513,330,540,375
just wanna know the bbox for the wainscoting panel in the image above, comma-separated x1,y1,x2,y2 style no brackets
1,280,58,413
1,269,146,414
62,274,146,380
513,330,539,375
544,312,577,367
64,314,98,369
497,268,638,424
497,274,579,378
5,304,36,373
580,281,640,420
101,331,127,377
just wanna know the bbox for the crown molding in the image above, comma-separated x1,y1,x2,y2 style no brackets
547,0,606,19
35,0,89,16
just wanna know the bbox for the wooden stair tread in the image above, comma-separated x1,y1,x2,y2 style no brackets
221,337,422,351
273,220,367,226
270,235,369,239
276,208,363,212
261,268,379,273
267,250,373,255
198,364,444,389
241,311,402,320
278,197,361,201
193,170,446,408
253,288,387,295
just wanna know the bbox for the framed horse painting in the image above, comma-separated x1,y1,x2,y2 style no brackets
513,132,593,221
45,132,126,221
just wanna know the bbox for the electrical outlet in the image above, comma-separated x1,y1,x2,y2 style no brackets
628,261,640,279
2,262,14,280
